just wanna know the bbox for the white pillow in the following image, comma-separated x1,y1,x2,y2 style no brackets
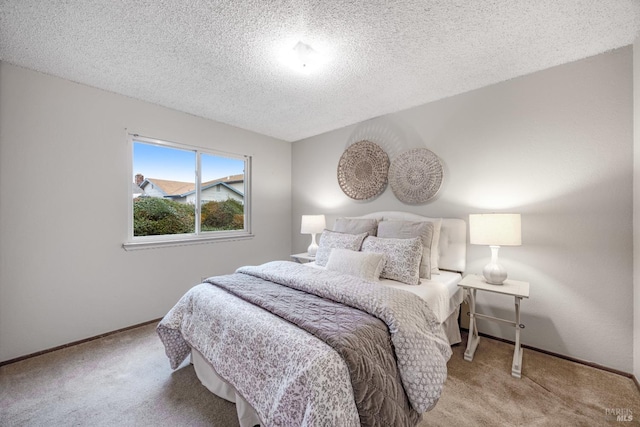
377,220,434,280
315,230,368,267
361,236,423,285
325,248,386,282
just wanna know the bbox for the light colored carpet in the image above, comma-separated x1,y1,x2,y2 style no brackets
1,323,638,426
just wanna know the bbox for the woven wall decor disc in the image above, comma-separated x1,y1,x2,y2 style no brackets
337,140,389,200
389,148,443,204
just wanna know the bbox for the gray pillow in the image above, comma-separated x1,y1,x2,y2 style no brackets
377,220,434,279
315,230,368,267
333,218,378,236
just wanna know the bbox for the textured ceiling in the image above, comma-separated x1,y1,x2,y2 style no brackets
1,1,639,142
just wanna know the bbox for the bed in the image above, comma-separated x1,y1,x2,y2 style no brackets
158,211,466,427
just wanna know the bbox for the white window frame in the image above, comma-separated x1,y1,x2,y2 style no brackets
123,132,253,251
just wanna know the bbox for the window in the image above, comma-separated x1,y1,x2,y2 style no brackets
124,133,252,250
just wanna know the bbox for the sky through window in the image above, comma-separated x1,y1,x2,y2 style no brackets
133,142,244,183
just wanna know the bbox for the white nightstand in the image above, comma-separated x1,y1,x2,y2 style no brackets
290,252,316,263
458,273,530,378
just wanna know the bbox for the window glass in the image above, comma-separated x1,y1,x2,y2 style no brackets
200,152,245,232
133,143,196,236
129,135,250,245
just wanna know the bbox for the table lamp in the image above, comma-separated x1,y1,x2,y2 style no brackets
469,213,521,285
300,214,326,256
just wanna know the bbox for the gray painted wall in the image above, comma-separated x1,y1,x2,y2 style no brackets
0,62,292,362
634,39,640,380
292,47,634,372
1,47,635,373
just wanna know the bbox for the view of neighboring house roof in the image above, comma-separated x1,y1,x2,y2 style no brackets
204,181,244,197
141,178,193,197
203,174,243,188
138,174,244,197
131,182,144,198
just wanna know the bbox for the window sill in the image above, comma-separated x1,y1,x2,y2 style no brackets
122,233,254,251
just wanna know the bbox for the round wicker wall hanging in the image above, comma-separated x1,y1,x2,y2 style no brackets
337,140,389,200
389,148,443,204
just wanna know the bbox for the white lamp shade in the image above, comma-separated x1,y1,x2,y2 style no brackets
469,214,522,246
300,215,326,234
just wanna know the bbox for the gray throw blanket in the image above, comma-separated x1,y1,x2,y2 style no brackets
207,272,422,427
236,261,452,413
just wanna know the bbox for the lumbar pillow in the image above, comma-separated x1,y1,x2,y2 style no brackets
361,236,423,285
377,220,434,279
325,248,386,282
315,230,368,267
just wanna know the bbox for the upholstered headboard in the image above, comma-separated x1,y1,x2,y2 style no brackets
352,211,467,274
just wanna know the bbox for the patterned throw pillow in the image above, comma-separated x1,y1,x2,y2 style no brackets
377,220,434,280
325,248,386,282
315,230,368,267
362,236,423,285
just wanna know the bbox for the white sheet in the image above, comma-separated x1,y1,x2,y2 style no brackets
380,271,463,323
305,262,462,324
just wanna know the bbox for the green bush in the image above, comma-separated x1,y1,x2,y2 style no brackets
201,199,244,231
133,197,195,236
133,197,244,236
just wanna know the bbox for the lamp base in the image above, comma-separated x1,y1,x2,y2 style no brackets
307,243,318,257
307,233,318,256
483,262,507,285
483,245,507,285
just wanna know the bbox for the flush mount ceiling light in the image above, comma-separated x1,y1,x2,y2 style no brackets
292,41,316,67
281,40,323,74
